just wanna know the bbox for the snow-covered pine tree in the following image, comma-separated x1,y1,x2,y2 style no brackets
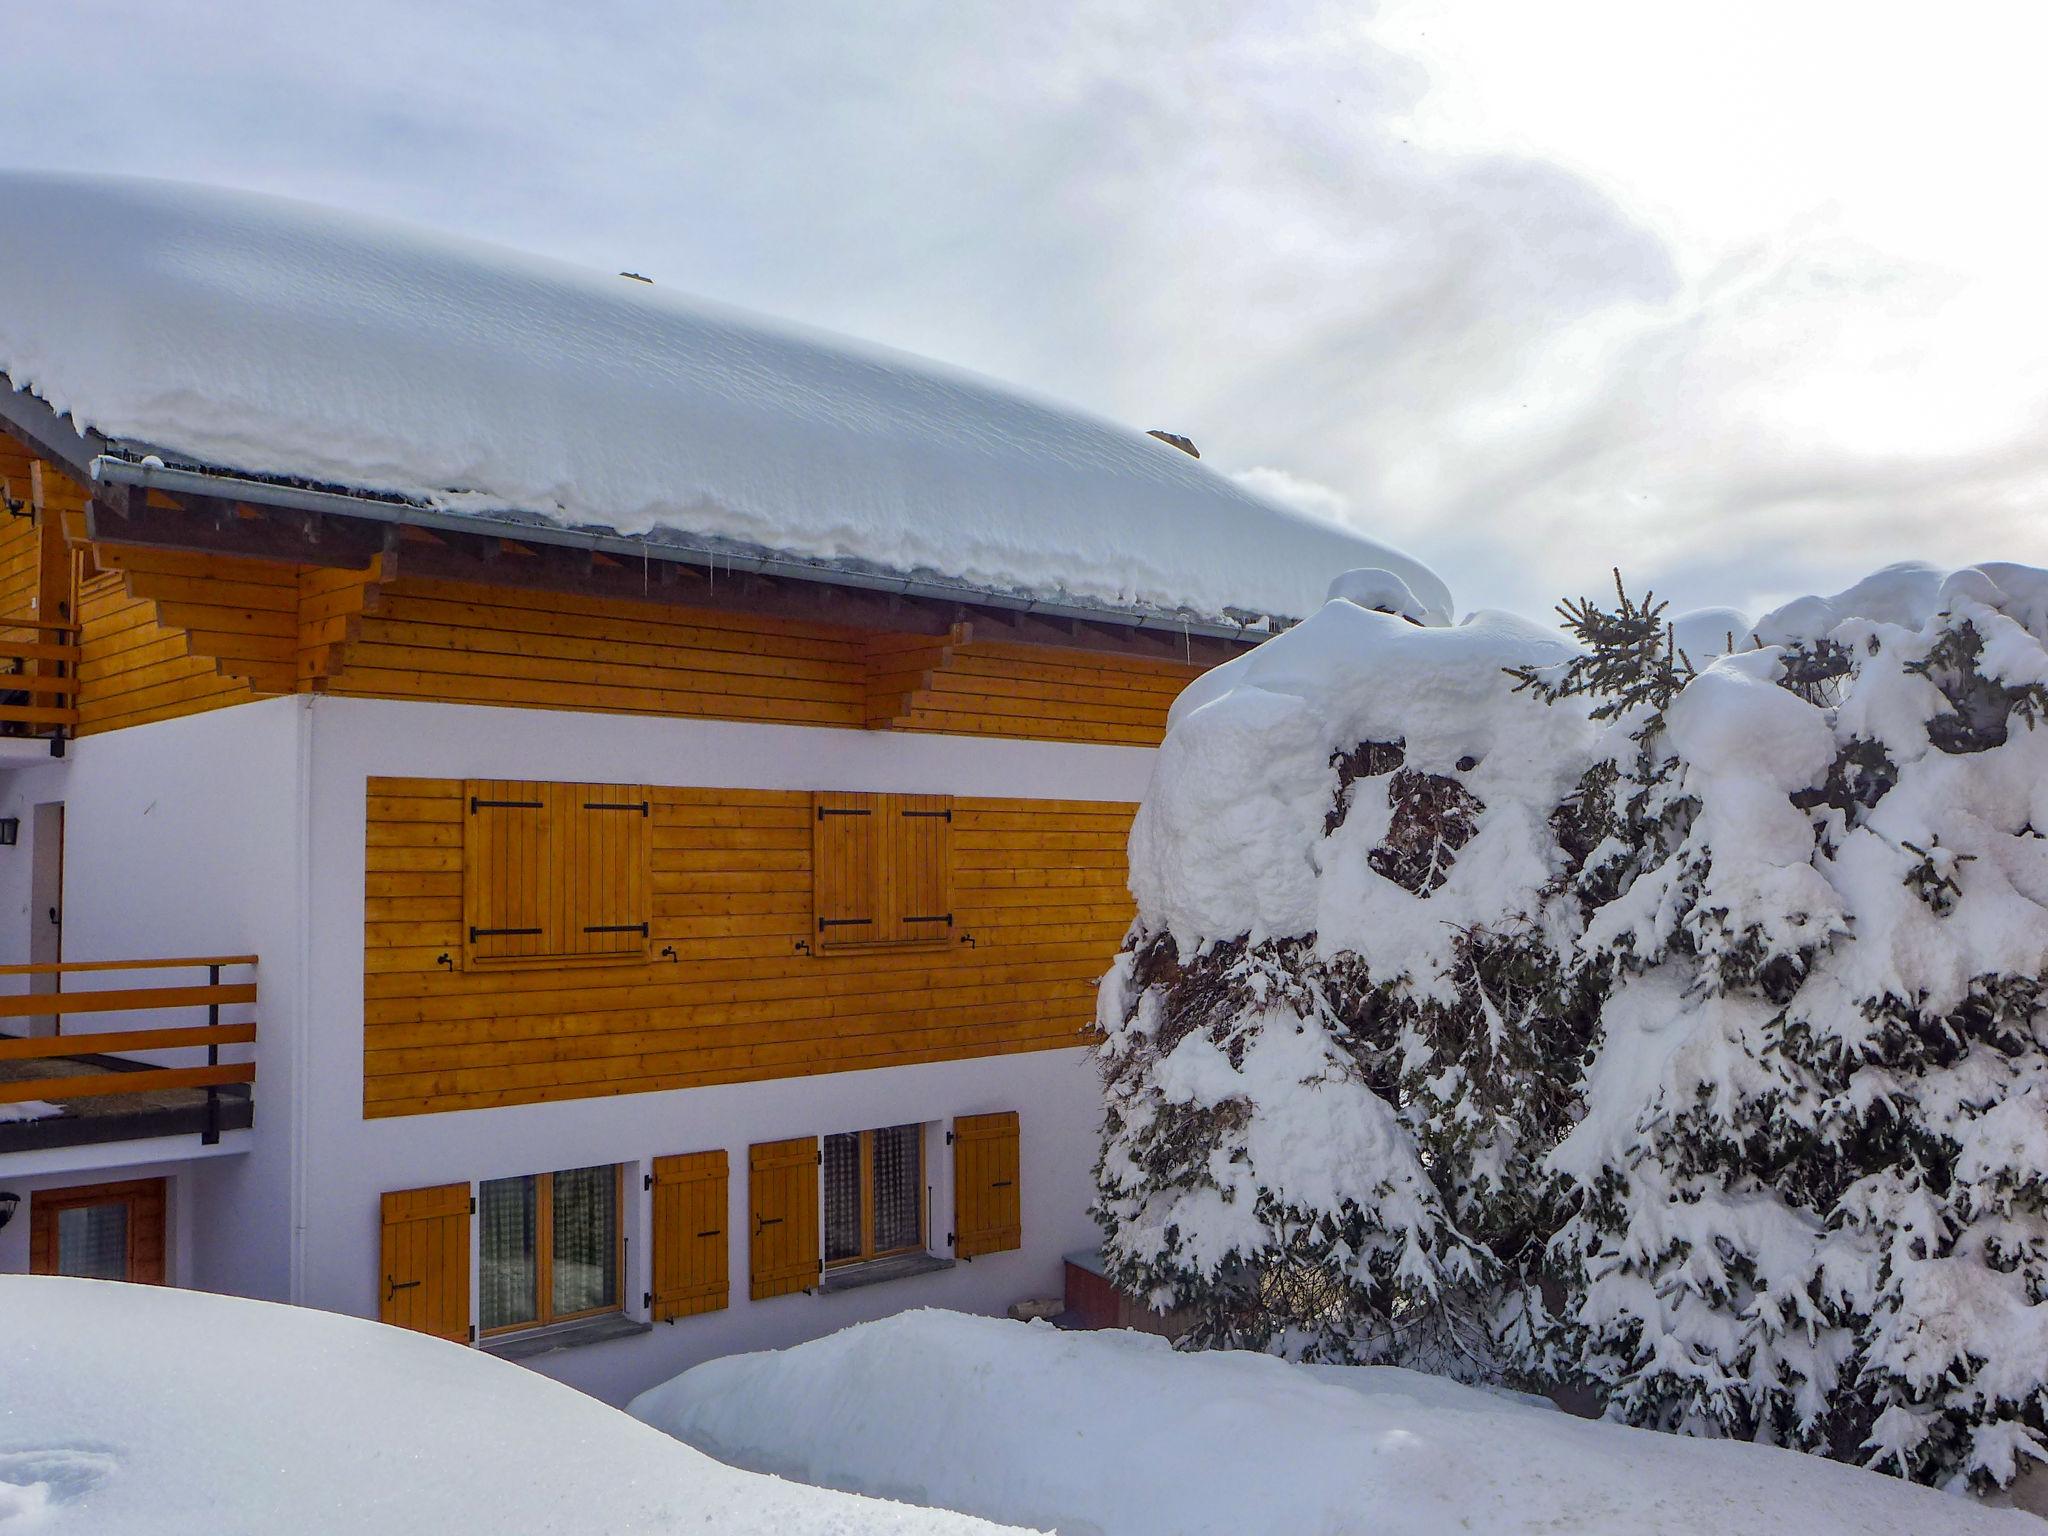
1539,562,2048,1491
1094,573,1600,1372
1526,575,1854,1450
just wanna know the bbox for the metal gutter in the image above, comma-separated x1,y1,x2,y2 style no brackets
89,455,1270,644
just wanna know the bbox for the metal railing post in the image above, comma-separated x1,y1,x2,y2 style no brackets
201,962,222,1145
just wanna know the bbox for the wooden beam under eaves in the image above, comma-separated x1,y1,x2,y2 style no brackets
85,493,1257,666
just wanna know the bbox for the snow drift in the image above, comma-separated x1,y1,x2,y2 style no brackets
631,1310,2039,1536
0,171,1448,630
0,1276,1019,1535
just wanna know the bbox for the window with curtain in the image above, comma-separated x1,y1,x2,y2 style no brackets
479,1165,620,1334
821,1123,925,1267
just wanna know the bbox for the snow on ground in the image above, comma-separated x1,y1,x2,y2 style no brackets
0,1277,1021,1536
0,172,1448,630
632,1310,2042,1536
0,1102,60,1123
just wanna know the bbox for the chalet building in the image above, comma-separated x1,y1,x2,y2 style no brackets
0,173,1446,1403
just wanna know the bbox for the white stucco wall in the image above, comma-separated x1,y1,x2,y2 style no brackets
295,696,1149,1403
0,699,307,1298
0,694,1151,1405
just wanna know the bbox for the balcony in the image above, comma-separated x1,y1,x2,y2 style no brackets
0,956,256,1154
0,616,77,757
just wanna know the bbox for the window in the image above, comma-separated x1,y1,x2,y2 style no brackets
29,1178,166,1284
478,1165,622,1335
811,792,953,951
823,1124,925,1267
463,779,652,969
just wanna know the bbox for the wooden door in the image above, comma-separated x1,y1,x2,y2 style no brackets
30,1177,166,1282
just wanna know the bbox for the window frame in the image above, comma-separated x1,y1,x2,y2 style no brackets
29,1177,167,1284
823,1124,927,1270
477,1164,627,1338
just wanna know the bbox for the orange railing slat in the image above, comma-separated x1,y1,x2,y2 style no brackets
0,955,258,977
0,982,256,1019
0,1022,256,1062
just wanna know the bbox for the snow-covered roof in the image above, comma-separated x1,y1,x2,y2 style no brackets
0,172,1450,630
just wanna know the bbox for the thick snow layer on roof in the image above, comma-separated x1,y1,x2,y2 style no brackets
0,172,1449,628
631,1310,2035,1536
0,1276,1018,1535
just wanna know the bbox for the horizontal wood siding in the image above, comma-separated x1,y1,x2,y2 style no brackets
2,427,1211,745
881,638,1201,746
364,778,1136,1116
74,568,261,733
324,576,869,726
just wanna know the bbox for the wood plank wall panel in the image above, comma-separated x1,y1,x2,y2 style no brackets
884,639,1202,746
364,778,1137,1116
323,576,870,726
1,427,1209,745
74,568,261,733
0,515,38,619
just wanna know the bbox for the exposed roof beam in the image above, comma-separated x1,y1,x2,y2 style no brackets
0,385,104,483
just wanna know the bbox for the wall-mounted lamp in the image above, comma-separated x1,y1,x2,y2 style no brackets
0,818,19,847
0,1192,19,1231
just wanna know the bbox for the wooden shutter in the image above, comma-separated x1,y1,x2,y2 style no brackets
952,1112,1021,1259
379,1183,471,1342
748,1136,820,1300
881,794,954,945
651,1150,729,1320
565,785,652,960
812,792,879,950
464,780,554,966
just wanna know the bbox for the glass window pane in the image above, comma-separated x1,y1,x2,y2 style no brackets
56,1202,128,1280
872,1124,923,1254
479,1175,537,1330
823,1132,862,1262
550,1165,618,1317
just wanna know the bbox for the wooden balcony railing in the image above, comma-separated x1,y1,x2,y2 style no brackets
0,955,256,1143
0,616,79,753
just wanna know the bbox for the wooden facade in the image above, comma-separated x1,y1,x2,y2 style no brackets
0,426,1208,747
0,425,1202,1118
366,778,1134,1116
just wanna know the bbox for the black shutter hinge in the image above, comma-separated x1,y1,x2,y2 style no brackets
902,808,952,822
471,926,543,941
584,800,650,815
945,1129,955,1145
470,797,543,813
644,1291,653,1308
583,922,649,936
817,805,873,819
644,1173,653,1190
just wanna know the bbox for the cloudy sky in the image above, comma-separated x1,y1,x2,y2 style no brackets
8,1,2043,619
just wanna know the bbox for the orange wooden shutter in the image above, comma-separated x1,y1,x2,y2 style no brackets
749,1136,820,1300
880,794,953,945
463,780,554,966
951,1112,1021,1259
565,784,652,960
651,1150,729,1320
812,792,879,950
379,1182,471,1342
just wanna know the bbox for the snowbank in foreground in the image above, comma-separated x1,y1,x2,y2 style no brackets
0,1278,1018,1535
632,1311,2040,1536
